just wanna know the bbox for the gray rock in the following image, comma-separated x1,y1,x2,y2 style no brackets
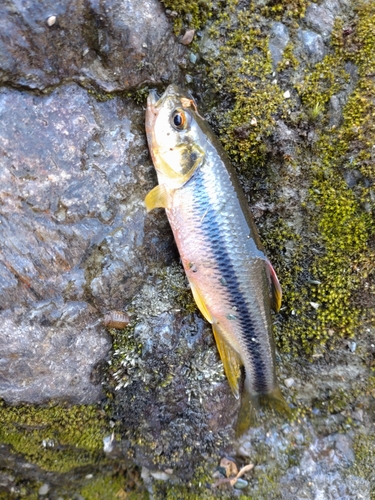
0,471,14,488
0,82,171,404
269,22,290,68
304,1,341,39
0,302,109,404
38,483,50,495
329,94,344,127
298,29,326,63
0,0,185,91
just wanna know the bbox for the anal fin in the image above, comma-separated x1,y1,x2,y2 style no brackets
189,281,212,323
188,282,242,400
212,323,241,399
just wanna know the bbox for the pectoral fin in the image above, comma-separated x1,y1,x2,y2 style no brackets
212,323,241,399
144,184,172,212
189,281,212,323
267,261,282,312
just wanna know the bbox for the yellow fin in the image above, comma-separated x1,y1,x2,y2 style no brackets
235,385,291,437
189,282,241,399
144,184,172,212
212,323,241,399
189,281,212,323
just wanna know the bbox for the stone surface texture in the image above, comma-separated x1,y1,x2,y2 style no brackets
0,0,185,92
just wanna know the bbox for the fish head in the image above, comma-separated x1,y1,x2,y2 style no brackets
145,84,207,187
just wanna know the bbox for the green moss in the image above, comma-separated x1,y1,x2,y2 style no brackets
79,473,149,500
0,401,108,473
207,5,287,167
351,432,375,499
295,53,349,110
260,0,310,20
160,0,214,34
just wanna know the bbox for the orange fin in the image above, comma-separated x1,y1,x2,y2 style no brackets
189,281,212,323
144,184,172,212
267,261,282,312
212,323,241,399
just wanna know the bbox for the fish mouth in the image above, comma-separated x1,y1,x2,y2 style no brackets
147,84,186,111
145,89,160,142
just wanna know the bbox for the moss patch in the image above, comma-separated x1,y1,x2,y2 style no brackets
199,0,375,355
79,472,149,500
351,432,375,499
160,0,214,34
0,401,108,473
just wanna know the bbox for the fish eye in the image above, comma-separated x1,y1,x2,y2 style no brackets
171,109,189,130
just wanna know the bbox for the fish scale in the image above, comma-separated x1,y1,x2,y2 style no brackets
168,156,274,395
145,84,290,432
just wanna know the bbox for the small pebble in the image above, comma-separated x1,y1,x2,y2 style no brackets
180,29,195,45
185,74,193,84
103,434,114,453
349,341,357,352
189,52,197,64
284,377,295,388
310,301,320,309
283,90,291,99
47,15,56,26
233,478,249,490
38,484,50,496
150,471,171,481
352,409,363,422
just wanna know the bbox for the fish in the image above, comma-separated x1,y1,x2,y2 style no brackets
144,84,290,434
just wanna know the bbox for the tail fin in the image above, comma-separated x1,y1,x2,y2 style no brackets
235,385,291,437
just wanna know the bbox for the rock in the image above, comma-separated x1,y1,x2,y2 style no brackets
284,377,295,388
304,1,341,39
334,434,355,463
0,82,172,404
269,22,290,68
38,483,50,496
0,472,14,488
180,29,195,45
297,29,326,63
328,94,344,127
0,0,185,92
0,302,109,404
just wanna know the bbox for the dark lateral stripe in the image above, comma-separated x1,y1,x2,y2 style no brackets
190,171,269,393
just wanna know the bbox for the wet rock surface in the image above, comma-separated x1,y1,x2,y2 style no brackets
0,82,155,404
0,0,185,92
0,0,374,498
